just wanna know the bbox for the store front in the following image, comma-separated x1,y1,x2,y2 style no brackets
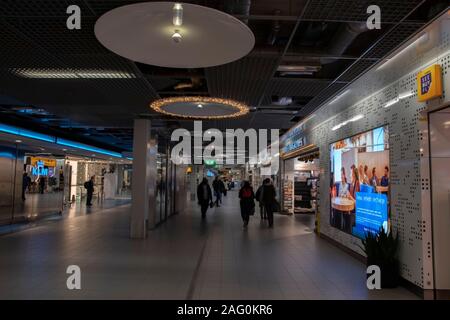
64,157,131,206
281,147,320,215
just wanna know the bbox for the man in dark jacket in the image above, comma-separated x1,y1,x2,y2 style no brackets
212,176,225,207
85,175,95,207
197,178,213,219
261,178,277,228
255,184,267,220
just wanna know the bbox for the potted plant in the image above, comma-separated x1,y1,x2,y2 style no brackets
361,227,399,288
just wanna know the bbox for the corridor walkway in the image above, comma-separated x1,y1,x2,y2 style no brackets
0,191,418,300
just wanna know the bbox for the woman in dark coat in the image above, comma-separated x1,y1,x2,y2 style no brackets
239,181,255,228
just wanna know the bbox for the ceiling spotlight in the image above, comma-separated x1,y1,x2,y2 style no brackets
15,139,22,143
172,30,182,43
173,3,183,26
197,104,203,108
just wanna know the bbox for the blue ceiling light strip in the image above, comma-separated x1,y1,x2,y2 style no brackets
0,123,123,158
56,138,123,158
0,123,55,143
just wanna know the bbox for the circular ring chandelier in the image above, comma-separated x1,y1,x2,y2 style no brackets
150,96,249,120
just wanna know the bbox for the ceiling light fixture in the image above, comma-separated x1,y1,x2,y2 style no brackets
331,114,364,131
172,3,183,43
11,68,135,79
383,91,414,108
173,3,183,26
197,104,203,108
172,30,182,43
150,96,249,119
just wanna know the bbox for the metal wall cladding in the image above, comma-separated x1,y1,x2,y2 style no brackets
0,143,64,225
0,148,16,223
286,12,450,289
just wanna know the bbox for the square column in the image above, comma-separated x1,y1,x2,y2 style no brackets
130,119,157,238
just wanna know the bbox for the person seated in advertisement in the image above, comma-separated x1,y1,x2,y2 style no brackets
346,167,360,233
330,167,350,230
380,166,389,187
370,167,379,187
362,165,370,185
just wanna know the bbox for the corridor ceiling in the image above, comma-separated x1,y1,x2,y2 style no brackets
0,0,446,152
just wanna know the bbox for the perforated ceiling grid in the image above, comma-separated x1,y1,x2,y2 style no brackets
288,15,450,288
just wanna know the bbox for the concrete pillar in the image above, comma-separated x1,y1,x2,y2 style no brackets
130,119,157,238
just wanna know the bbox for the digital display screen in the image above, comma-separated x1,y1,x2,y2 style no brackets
329,126,390,238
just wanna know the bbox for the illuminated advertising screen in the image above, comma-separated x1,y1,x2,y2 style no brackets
329,126,390,238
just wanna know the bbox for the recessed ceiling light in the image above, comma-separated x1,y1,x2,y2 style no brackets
197,104,203,108
15,139,22,143
62,149,67,151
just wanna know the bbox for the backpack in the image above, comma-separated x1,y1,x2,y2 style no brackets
241,188,252,199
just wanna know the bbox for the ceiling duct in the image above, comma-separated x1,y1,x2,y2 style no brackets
267,9,281,45
322,22,368,64
224,0,251,24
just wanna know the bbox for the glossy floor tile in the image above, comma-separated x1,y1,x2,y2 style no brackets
0,191,418,300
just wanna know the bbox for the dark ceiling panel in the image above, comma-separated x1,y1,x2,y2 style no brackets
303,0,424,23
267,78,332,98
296,81,347,116
205,55,280,106
0,0,95,17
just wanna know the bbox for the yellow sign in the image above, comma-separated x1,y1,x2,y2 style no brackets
417,64,442,102
30,157,57,167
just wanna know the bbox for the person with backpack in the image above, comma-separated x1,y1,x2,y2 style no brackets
197,178,213,219
255,183,267,220
239,181,255,229
84,175,95,207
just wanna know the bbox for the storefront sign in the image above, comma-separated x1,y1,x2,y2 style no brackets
417,64,442,102
31,160,49,176
30,157,56,167
280,124,306,155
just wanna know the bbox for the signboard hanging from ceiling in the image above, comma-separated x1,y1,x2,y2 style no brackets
417,64,442,102
30,157,57,167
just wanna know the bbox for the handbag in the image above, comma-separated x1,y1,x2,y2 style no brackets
249,206,255,216
209,201,214,208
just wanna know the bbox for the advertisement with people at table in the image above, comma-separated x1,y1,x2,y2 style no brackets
329,126,390,238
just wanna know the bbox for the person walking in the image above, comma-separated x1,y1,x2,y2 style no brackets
255,183,267,220
261,178,277,228
84,175,95,207
22,172,31,201
239,181,255,229
212,176,224,207
197,178,213,219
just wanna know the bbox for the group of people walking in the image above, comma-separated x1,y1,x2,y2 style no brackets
197,177,278,228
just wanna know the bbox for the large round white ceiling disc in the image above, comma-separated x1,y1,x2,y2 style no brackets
94,2,255,68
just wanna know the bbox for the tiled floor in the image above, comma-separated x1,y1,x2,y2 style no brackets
0,191,418,300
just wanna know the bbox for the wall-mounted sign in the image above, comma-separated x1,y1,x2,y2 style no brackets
30,157,56,167
280,123,306,156
417,64,442,102
31,160,49,176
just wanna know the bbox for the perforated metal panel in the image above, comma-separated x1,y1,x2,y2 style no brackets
303,0,423,23
286,12,450,289
205,56,280,106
